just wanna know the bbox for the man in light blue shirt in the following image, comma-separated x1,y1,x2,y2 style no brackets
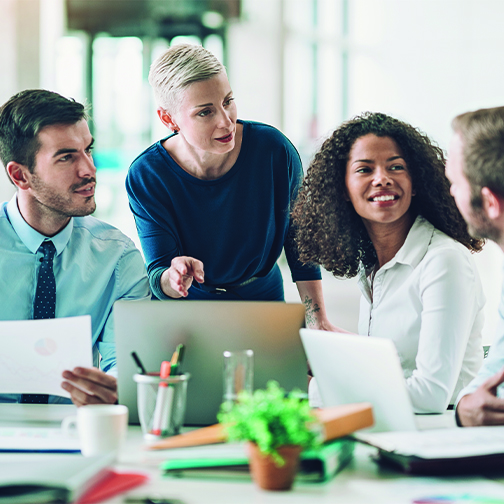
0,89,150,405
445,106,504,426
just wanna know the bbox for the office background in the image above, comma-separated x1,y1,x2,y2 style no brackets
0,0,502,340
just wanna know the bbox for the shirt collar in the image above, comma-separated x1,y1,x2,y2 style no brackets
357,215,435,276
385,215,434,270
357,215,435,302
6,194,73,255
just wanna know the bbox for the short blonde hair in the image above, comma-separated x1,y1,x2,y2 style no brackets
149,44,226,113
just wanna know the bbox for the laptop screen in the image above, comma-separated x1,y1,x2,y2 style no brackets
114,300,307,425
300,328,417,432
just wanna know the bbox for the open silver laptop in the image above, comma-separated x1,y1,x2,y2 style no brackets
300,329,504,470
115,300,307,426
300,328,418,432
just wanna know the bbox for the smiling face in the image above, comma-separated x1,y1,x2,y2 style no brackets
166,72,238,157
345,134,413,232
27,119,96,223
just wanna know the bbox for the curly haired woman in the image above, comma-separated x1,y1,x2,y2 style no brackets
292,112,485,413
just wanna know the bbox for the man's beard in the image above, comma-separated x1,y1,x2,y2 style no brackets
31,174,96,218
467,205,502,243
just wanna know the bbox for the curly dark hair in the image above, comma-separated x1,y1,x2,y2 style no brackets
291,112,483,278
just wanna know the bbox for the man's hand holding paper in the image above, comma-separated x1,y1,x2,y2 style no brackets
62,367,118,406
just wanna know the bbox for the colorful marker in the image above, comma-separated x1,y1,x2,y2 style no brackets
151,361,171,436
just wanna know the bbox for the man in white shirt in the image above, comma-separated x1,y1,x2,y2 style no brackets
445,106,504,426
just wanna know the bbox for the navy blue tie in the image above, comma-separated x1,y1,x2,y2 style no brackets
33,241,56,320
21,241,57,404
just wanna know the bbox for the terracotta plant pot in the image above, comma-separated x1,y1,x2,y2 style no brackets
247,442,302,491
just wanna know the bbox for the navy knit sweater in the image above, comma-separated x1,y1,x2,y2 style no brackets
126,120,321,300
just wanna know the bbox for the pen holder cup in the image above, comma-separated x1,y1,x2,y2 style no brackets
133,372,190,440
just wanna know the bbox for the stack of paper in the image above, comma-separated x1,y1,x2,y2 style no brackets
355,426,504,474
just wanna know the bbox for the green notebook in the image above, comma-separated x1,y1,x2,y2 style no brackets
160,438,354,483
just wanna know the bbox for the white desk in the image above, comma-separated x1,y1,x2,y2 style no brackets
3,413,504,504
104,419,504,504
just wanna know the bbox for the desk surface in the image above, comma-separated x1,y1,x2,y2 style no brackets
105,418,504,504
3,416,504,504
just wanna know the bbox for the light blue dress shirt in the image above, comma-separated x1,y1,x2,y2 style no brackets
457,261,504,404
0,195,151,403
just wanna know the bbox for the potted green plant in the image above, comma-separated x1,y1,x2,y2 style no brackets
217,381,320,491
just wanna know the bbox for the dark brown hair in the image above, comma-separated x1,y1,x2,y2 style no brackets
0,89,87,181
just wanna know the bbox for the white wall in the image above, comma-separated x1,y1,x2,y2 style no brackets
348,0,504,150
227,0,284,129
0,0,21,203
0,0,18,103
0,0,44,204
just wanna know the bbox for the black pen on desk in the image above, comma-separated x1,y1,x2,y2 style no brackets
131,351,147,375
125,497,185,504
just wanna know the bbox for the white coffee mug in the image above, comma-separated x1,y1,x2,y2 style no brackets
61,404,128,457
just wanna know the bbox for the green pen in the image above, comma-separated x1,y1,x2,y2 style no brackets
176,344,185,367
170,344,184,375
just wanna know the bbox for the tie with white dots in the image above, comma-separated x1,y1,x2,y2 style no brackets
21,241,57,404
33,241,56,320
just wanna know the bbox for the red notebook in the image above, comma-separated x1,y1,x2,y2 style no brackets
76,470,149,504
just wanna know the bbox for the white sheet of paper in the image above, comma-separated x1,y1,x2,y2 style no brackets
0,427,81,452
0,316,92,397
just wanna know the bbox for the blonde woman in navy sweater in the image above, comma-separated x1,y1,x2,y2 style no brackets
126,44,337,331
